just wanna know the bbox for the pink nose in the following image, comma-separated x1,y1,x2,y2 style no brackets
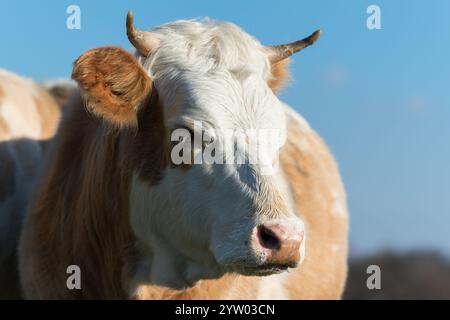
255,223,304,268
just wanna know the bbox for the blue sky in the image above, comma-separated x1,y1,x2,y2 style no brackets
1,0,449,256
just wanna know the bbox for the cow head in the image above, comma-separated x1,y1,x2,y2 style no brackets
72,12,320,290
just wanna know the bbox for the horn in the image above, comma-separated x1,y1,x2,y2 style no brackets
267,29,321,63
126,11,159,56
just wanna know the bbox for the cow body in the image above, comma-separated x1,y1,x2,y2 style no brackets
18,15,348,299
0,69,62,299
19,95,348,299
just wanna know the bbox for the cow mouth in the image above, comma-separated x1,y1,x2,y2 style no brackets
231,263,291,277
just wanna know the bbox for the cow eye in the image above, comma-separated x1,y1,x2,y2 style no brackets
178,126,210,151
202,128,217,148
170,125,200,167
175,126,194,143
202,133,214,149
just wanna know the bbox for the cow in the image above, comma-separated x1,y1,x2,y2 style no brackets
41,79,77,109
0,69,64,299
18,12,348,299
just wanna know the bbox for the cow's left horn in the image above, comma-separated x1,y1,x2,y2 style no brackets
126,11,159,56
267,29,321,63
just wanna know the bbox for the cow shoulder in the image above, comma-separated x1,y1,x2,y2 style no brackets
280,105,349,299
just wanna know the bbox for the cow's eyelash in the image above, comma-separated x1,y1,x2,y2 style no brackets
171,124,218,151
171,125,194,138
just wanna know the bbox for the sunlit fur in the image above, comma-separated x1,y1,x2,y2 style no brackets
18,18,348,299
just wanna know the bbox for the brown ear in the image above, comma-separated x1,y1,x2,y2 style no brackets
72,46,152,126
268,58,291,93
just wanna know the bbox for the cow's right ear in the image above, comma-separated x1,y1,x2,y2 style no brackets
72,46,152,127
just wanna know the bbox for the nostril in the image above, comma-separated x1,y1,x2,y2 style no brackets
257,225,281,250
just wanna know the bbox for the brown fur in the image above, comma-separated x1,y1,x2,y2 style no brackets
0,143,15,202
125,88,169,184
34,92,64,140
0,69,64,300
268,59,291,93
280,118,348,299
0,70,62,141
0,70,62,200
19,93,134,299
44,82,77,107
19,86,168,299
72,47,152,127
0,117,8,141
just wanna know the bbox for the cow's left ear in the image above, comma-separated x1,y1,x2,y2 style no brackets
72,46,152,127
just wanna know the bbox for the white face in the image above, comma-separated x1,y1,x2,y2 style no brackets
129,20,306,290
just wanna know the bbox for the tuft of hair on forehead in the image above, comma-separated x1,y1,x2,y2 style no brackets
142,18,271,77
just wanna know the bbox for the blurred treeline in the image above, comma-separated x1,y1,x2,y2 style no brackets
344,251,450,299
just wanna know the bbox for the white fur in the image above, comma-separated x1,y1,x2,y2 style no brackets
257,272,290,299
129,19,306,289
